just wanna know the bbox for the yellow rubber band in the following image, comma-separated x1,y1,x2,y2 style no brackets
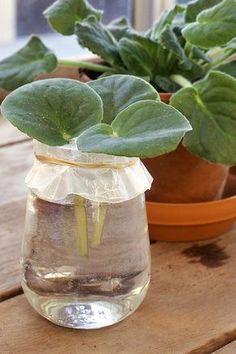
35,154,136,170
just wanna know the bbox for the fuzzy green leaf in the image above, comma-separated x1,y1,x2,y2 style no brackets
224,38,236,57
126,31,160,60
183,0,236,48
75,16,122,67
191,47,211,64
0,36,57,91
150,5,185,40
77,100,192,158
88,75,159,124
217,61,236,78
185,0,222,23
176,59,207,81
161,25,192,70
119,38,154,78
1,79,103,146
44,0,103,35
154,75,180,93
107,17,130,41
171,71,236,165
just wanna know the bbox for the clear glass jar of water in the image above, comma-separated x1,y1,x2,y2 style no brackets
21,190,151,329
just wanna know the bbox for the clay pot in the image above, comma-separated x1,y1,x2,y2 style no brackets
143,92,235,242
143,93,230,204
230,166,236,175
143,144,229,203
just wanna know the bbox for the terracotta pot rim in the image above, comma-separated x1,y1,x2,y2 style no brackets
159,92,172,103
159,92,172,98
146,195,236,226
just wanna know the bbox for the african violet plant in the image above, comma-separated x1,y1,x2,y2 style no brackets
0,75,191,156
0,0,236,165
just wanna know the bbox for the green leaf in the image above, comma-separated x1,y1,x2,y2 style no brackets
75,16,122,67
183,0,236,48
44,0,103,35
207,39,236,69
224,38,236,57
171,71,236,165
88,75,159,124
119,38,155,78
150,5,185,40
109,17,130,27
154,75,180,93
161,25,192,70
77,100,192,158
0,36,57,91
185,0,222,23
1,78,103,146
176,59,206,81
191,47,211,64
123,31,162,76
126,31,160,59
217,61,236,78
225,38,236,50
107,17,130,41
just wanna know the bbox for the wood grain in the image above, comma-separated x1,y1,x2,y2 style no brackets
213,341,236,353
0,199,25,301
0,230,236,354
0,117,29,147
0,140,33,204
0,139,33,300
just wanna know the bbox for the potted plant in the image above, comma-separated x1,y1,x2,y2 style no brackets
0,0,236,240
1,74,191,328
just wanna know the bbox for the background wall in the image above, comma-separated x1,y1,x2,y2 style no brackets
17,0,132,36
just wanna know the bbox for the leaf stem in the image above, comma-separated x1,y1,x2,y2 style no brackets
74,195,88,257
92,203,107,247
170,74,192,88
184,42,193,58
58,59,115,73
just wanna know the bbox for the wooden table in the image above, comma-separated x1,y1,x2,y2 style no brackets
0,116,236,354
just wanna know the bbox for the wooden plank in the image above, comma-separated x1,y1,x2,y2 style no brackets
0,116,29,147
0,140,33,204
0,198,25,301
0,141,33,300
213,341,236,353
1,230,236,354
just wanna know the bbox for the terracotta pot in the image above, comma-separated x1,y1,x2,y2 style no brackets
143,93,229,204
230,166,236,175
158,92,172,104
144,92,235,241
143,144,229,203
147,196,236,242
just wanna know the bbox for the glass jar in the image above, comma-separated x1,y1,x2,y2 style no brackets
21,143,152,329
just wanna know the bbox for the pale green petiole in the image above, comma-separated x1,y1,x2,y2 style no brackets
170,74,192,88
74,195,88,257
92,203,108,247
58,59,116,74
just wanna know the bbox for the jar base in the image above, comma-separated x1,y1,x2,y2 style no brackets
22,281,149,329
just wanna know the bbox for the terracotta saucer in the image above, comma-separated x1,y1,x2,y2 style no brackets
146,196,236,242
